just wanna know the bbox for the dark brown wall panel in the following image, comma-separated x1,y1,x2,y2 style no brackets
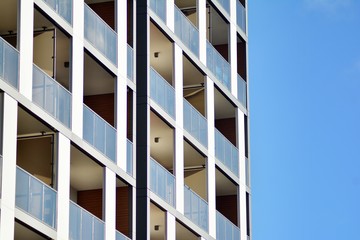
216,195,238,226
89,2,115,30
84,93,115,127
77,189,103,220
214,44,229,61
215,118,237,146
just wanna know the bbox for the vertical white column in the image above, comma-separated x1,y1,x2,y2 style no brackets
18,0,34,99
104,168,116,240
116,0,128,171
239,185,247,240
197,0,207,65
56,133,71,240
165,212,176,240
0,94,17,240
71,0,84,137
167,0,175,31
229,0,238,97
236,109,245,184
205,77,216,238
174,43,184,214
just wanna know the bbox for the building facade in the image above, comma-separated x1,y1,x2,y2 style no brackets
0,0,250,239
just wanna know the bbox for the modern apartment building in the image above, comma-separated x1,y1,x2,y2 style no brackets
0,0,250,239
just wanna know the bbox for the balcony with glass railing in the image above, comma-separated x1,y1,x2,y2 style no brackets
32,65,72,128
127,139,133,175
15,166,57,228
237,74,247,108
150,67,175,119
150,157,175,207
206,41,231,91
216,210,240,240
184,185,208,232
212,0,230,14
127,44,134,81
174,5,199,57
215,128,239,177
83,104,116,162
0,37,19,89
150,0,166,23
236,0,246,33
69,200,105,240
183,99,208,148
116,230,131,240
41,0,73,25
84,3,117,65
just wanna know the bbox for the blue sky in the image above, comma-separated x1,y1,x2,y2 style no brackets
248,1,360,239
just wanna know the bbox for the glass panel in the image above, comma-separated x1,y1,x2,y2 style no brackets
150,67,175,119
43,185,57,227
84,4,117,65
0,40,3,79
94,114,106,153
126,139,133,175
42,0,73,24
83,105,95,145
81,211,93,240
29,178,43,222
236,1,246,33
15,168,29,212
184,186,208,232
127,45,134,81
237,74,247,108
3,41,19,89
216,210,241,240
116,230,130,240
174,5,199,57
69,202,81,240
105,124,116,160
150,158,175,206
214,0,230,14
150,0,166,23
93,218,105,240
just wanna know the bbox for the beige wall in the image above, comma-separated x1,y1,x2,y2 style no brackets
184,168,207,200
33,30,54,77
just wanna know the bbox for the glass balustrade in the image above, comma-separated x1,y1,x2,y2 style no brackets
245,157,249,186
116,230,131,240
0,37,19,89
183,99,208,148
149,0,166,23
42,0,73,25
213,0,230,14
216,210,240,240
32,64,72,128
69,201,105,240
84,3,117,65
206,41,231,91
15,166,57,228
174,5,199,57
150,157,175,206
215,128,239,177
127,139,133,175
127,44,134,81
237,74,247,108
150,67,175,118
83,104,116,162
236,0,246,33
184,185,208,232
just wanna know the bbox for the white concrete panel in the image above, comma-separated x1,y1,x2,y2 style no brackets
239,185,247,240
56,133,71,240
71,0,84,137
116,0,127,78
197,0,206,65
167,0,175,31
174,43,184,214
236,109,245,184
0,94,18,240
104,168,116,240
166,211,176,240
18,0,34,99
230,23,238,97
205,77,216,238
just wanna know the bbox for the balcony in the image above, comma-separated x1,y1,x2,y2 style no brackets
69,200,105,240
216,210,240,240
150,67,175,119
0,37,19,89
236,0,246,33
84,3,117,65
127,44,134,81
41,0,73,25
206,41,231,91
237,74,247,108
183,99,208,148
83,104,116,162
213,0,230,14
215,128,239,177
32,64,72,128
174,4,199,57
184,185,208,232
15,166,57,228
150,0,166,23
150,157,175,207
126,139,133,175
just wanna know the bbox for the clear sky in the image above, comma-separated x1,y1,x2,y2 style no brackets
248,1,360,239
